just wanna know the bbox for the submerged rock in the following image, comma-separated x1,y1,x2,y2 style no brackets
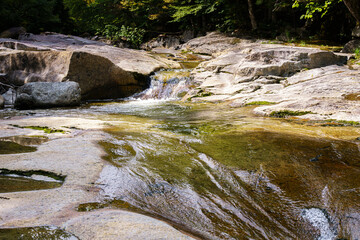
14,81,81,109
0,32,180,100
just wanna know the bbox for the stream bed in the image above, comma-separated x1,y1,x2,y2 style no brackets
1,69,360,239
86,100,360,240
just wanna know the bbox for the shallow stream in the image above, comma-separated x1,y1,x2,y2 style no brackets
1,68,360,239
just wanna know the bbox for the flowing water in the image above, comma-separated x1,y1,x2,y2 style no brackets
1,68,360,239
89,101,360,240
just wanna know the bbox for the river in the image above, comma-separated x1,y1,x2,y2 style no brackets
1,67,360,240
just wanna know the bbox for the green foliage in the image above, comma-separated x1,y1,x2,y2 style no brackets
97,25,146,48
292,0,343,19
354,48,360,59
171,1,220,22
0,0,354,45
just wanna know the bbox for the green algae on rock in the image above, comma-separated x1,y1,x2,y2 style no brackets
0,226,78,240
11,125,67,134
0,169,65,193
245,101,276,106
269,110,313,118
0,141,36,154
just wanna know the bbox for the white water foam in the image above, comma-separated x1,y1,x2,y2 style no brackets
302,208,336,240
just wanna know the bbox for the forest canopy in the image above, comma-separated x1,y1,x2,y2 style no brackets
0,0,358,45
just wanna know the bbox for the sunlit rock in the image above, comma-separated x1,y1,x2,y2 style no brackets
0,32,181,100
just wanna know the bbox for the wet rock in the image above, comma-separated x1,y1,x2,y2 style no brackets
2,89,16,106
14,81,81,109
141,34,181,50
352,25,360,38
181,30,195,43
0,32,180,100
0,27,26,39
63,209,193,240
341,39,360,53
0,95,4,109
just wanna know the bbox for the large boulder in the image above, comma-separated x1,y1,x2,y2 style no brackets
0,27,26,39
180,32,246,56
189,44,347,97
14,81,81,109
141,34,181,50
341,39,360,53
184,35,359,122
0,33,180,100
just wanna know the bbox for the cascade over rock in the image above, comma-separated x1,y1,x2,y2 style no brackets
0,33,180,100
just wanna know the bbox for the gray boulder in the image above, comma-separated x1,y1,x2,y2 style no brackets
352,26,360,38
141,34,181,50
15,81,81,109
0,33,180,100
0,27,26,39
0,95,4,109
180,32,245,56
341,39,360,53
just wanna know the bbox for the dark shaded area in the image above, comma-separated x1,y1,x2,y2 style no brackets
0,0,358,45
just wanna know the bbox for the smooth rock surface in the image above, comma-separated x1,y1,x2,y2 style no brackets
0,33,180,100
63,209,193,240
184,34,357,122
180,32,247,56
0,116,193,240
14,81,81,109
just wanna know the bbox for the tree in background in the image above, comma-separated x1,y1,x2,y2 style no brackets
0,0,61,33
0,0,357,45
343,0,360,23
292,0,355,42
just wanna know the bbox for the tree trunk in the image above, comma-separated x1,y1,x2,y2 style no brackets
343,0,360,24
247,0,257,30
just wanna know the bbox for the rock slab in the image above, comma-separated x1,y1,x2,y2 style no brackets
15,81,81,109
183,32,359,122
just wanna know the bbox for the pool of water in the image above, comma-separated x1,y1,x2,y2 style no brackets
72,100,360,240
1,99,360,239
0,169,65,193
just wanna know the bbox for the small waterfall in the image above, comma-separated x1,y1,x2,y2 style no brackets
130,69,192,100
